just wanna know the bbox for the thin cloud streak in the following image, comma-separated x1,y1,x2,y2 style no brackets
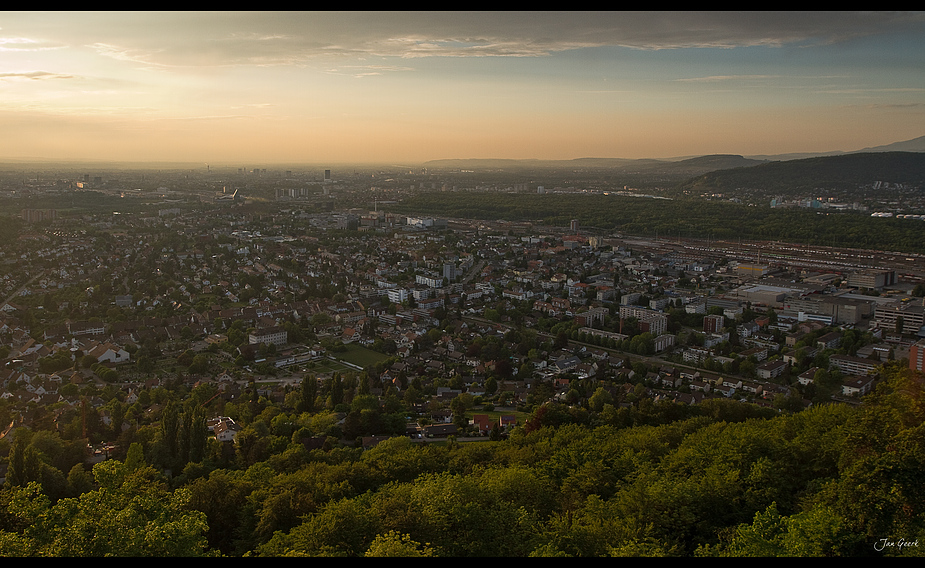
0,71,75,80
675,75,781,82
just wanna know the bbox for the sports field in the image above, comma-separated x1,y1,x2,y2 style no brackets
333,344,391,369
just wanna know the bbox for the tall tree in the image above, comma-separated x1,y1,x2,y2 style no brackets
124,442,146,472
6,434,27,487
160,400,180,468
330,374,344,407
298,374,317,414
188,406,207,464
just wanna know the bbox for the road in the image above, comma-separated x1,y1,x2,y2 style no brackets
0,269,49,310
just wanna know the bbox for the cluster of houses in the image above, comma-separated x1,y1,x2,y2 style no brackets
5,203,925,449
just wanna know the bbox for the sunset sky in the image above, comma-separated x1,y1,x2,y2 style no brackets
1,11,924,165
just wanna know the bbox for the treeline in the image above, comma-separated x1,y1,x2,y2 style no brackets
391,191,925,252
1,362,923,556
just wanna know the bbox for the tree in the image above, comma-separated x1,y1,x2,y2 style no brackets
124,442,147,472
588,387,614,413
450,394,474,429
365,531,437,557
180,406,208,465
0,463,211,557
697,502,852,557
160,400,180,469
189,354,210,375
330,374,344,407
6,433,27,487
66,464,93,497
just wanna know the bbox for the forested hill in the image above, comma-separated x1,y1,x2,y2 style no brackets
423,155,765,176
663,154,766,174
677,151,925,197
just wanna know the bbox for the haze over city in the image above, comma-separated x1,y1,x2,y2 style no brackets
2,11,924,165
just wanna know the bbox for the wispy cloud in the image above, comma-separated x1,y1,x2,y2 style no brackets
865,102,925,109
675,75,780,82
88,42,166,68
817,87,925,95
0,36,65,52
229,103,276,109
153,114,252,122
323,64,415,78
0,71,75,80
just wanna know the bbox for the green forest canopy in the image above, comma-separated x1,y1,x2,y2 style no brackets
1,361,923,557
390,191,925,253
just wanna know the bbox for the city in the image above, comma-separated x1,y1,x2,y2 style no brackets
4,165,924,430
1,10,924,558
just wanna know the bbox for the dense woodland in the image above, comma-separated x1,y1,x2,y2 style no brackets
1,362,922,557
392,191,925,253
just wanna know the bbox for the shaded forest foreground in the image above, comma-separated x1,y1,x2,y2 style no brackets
1,362,924,557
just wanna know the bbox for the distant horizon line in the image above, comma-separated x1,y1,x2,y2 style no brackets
0,135,922,170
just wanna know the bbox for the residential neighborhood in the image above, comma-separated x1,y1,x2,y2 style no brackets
4,166,925,462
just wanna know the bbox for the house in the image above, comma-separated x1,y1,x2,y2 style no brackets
85,342,131,365
248,326,287,346
720,377,743,389
756,359,788,380
430,409,453,424
737,321,760,338
783,347,817,365
798,367,821,386
423,423,457,438
714,384,736,397
816,331,842,350
212,417,240,442
471,414,493,434
690,380,712,393
67,320,106,337
842,375,876,397
554,356,581,373
829,354,880,376
658,373,681,389
739,346,769,362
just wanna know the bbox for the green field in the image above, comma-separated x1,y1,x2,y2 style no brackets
467,406,529,425
334,343,390,369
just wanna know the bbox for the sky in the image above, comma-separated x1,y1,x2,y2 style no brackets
1,11,924,165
